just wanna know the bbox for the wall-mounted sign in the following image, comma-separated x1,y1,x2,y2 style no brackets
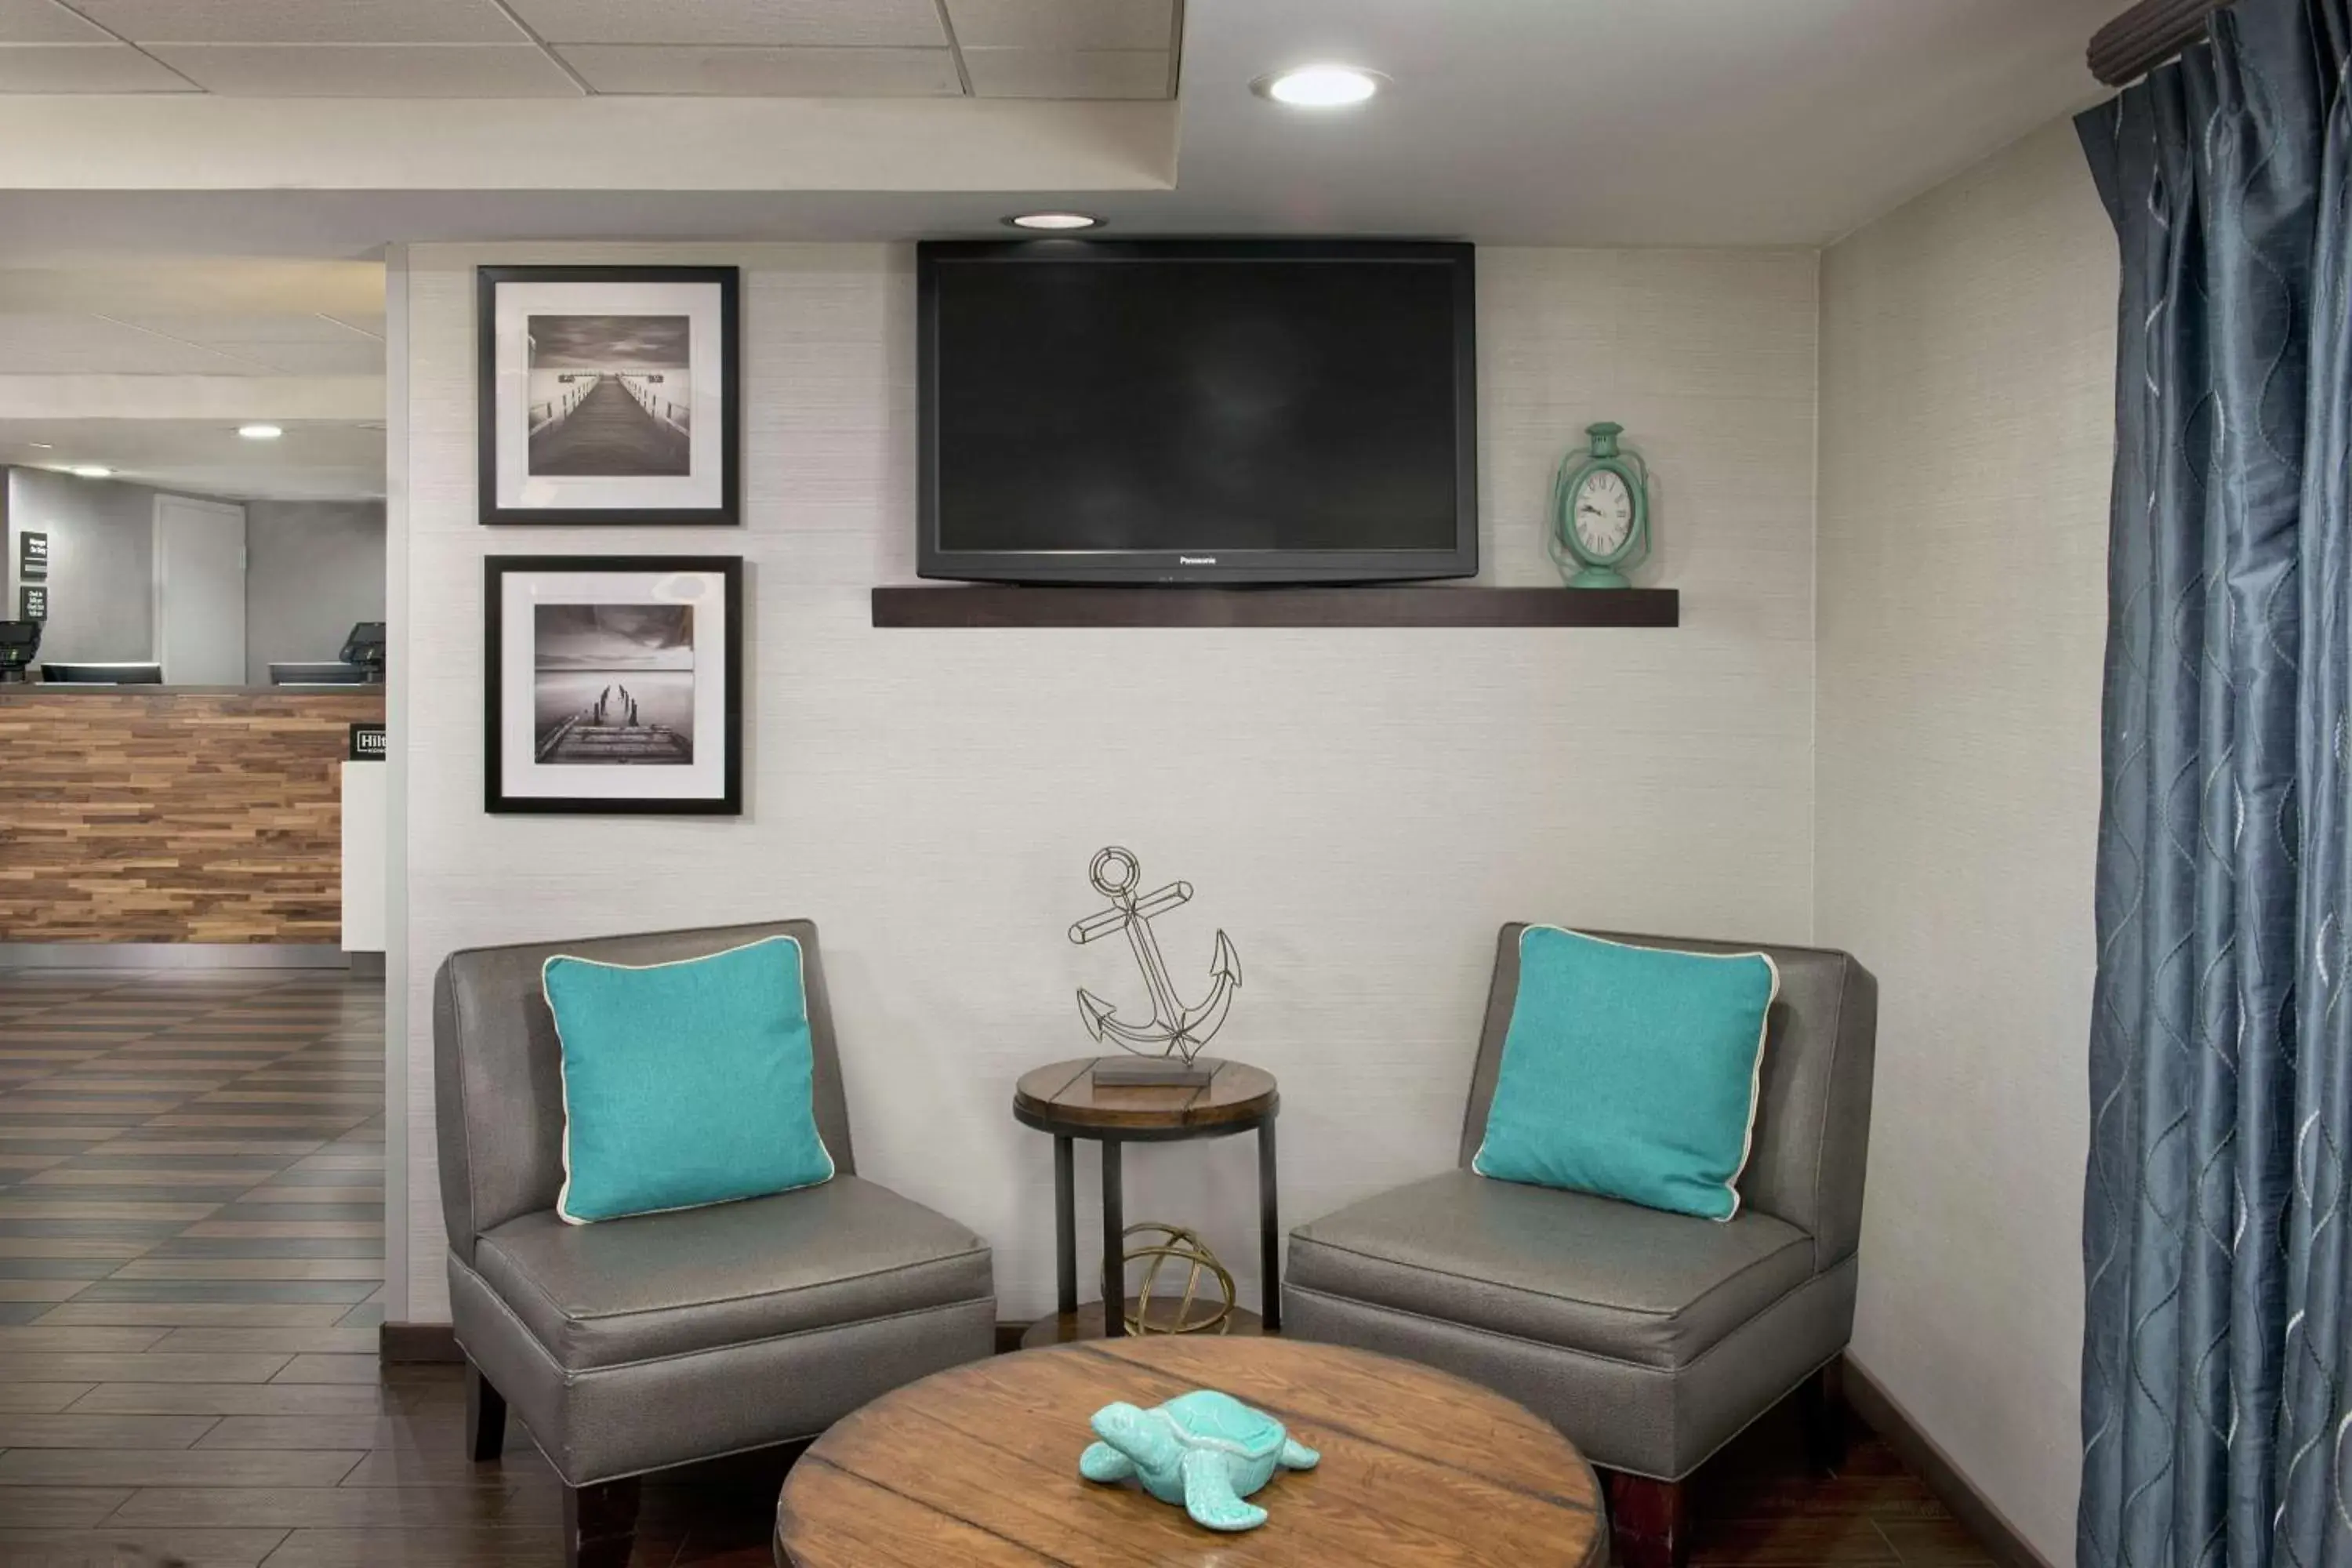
17,531,47,580
347,722,387,761
19,583,45,622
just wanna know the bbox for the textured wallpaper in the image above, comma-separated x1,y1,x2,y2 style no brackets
1818,118,2115,1563
392,240,1821,1324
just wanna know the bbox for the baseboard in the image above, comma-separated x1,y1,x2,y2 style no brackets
0,942,352,970
1842,1355,2056,1568
380,1321,462,1364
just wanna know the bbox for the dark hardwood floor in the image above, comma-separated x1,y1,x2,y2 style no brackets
0,967,2002,1566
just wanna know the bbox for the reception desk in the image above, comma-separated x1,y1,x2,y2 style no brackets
0,685,384,944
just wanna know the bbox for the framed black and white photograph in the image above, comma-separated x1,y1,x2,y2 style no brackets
484,556,742,815
477,266,739,527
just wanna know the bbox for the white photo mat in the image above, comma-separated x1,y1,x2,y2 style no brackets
492,279,728,514
498,566,731,803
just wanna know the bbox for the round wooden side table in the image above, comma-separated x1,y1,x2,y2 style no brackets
775,1334,1606,1566
1013,1056,1279,1341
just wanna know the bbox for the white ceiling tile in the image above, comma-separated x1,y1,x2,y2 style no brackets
111,312,385,346
944,0,1170,50
1,419,386,503
963,45,1164,98
198,338,386,373
0,42,191,89
66,0,526,44
149,44,585,96
0,314,263,372
557,43,959,96
0,2,108,43
506,0,944,47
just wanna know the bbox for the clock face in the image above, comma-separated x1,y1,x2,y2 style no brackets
1572,468,1635,557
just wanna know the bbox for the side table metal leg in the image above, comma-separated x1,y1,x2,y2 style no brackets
1259,1119,1281,1331
1054,1135,1076,1319
1100,1138,1125,1338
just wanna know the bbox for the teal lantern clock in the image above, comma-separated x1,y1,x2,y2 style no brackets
1549,422,1650,588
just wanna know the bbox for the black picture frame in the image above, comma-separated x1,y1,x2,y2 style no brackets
20,583,46,622
483,554,744,816
476,265,741,527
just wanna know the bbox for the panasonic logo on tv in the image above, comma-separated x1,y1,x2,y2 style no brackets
1178,556,1218,566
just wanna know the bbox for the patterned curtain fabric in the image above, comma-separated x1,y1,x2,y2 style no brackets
2077,2,2352,1564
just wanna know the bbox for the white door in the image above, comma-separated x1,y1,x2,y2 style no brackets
153,495,246,685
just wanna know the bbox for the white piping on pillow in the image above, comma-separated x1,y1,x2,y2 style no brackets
539,932,836,1226
1472,926,1780,1221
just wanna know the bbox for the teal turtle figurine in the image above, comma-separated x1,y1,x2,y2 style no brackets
1078,1388,1319,1532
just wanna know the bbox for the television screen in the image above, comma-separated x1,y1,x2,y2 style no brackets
919,241,1476,584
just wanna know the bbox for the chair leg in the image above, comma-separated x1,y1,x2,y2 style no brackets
1605,1470,1690,1568
563,1476,641,1568
465,1360,506,1463
1796,1357,1849,1475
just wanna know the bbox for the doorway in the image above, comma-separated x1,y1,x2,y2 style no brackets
152,492,247,686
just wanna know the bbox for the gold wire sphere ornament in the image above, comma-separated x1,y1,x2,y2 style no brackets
1118,1222,1237,1336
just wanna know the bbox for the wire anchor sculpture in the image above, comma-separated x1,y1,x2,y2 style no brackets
1068,847,1242,1082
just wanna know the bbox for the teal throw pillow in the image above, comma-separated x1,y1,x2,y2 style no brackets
543,935,835,1225
1472,927,1777,1221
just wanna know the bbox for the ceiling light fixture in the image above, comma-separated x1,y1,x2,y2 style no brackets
70,465,112,479
1004,212,1103,231
238,424,283,441
1252,64,1385,107
27,441,51,449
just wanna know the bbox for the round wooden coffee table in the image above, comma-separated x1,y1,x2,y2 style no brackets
775,1335,1604,1566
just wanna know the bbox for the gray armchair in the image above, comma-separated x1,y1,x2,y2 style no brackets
1283,927,1876,1568
433,919,996,1568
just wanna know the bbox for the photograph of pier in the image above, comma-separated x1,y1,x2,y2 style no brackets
527,314,693,478
532,603,695,765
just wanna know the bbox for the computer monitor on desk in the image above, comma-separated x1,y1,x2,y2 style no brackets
268,662,377,687
339,622,386,673
42,662,163,684
266,624,386,688
0,621,38,682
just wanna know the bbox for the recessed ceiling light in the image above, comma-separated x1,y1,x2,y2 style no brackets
26,441,51,449
238,424,283,441
70,465,112,479
1004,212,1103,231
1252,64,1385,107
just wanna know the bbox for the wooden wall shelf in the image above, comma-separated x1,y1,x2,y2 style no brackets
870,585,1678,629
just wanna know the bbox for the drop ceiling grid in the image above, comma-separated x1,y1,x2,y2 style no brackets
0,310,270,373
0,309,387,374
0,0,1176,96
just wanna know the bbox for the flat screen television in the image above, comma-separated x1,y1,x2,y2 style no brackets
918,240,1477,585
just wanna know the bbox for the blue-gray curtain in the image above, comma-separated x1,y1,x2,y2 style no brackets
2078,1,2352,1565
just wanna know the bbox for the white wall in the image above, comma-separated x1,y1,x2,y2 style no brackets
395,241,1820,1322
5,466,159,664
244,499,387,685
1817,119,2114,1563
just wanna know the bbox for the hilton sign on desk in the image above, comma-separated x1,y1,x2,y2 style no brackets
348,723,387,761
